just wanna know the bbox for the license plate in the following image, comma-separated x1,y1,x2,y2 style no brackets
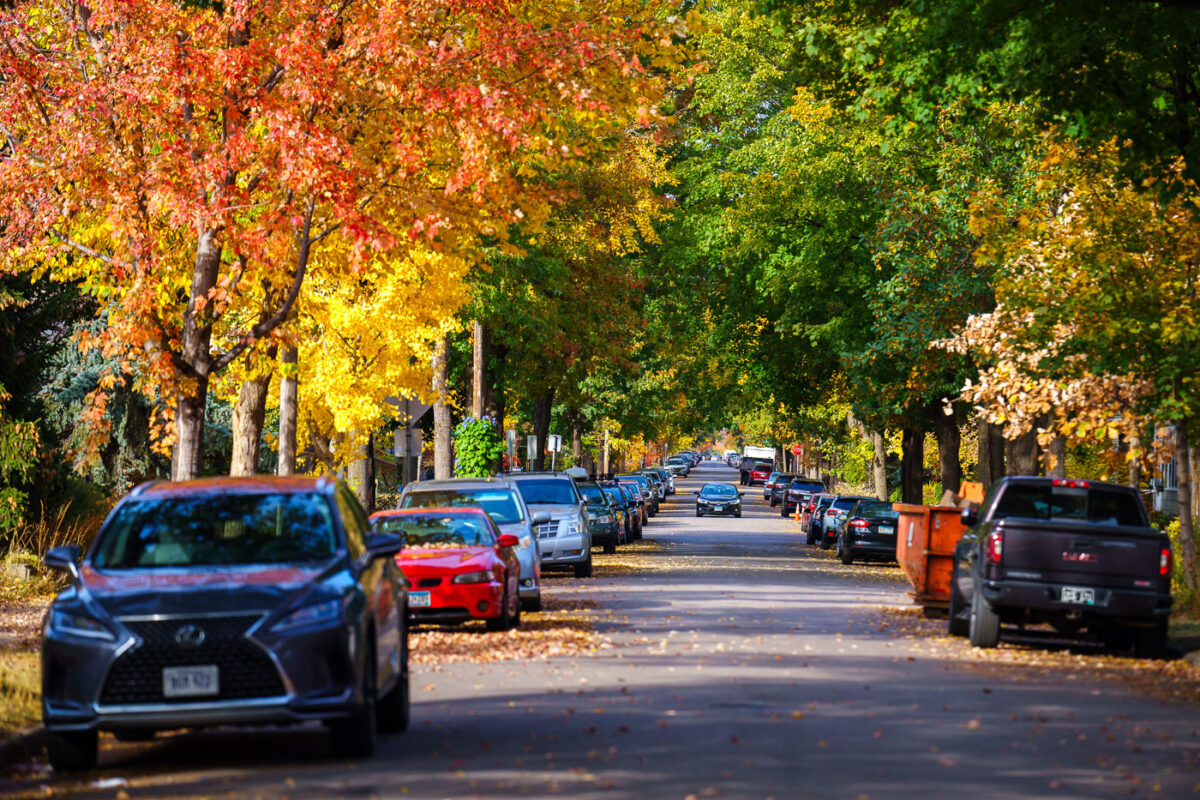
713,506,724,512
1060,586,1096,605
163,665,218,698
409,591,431,608
879,526,895,534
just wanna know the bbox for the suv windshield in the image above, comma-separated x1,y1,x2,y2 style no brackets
402,488,524,525
93,493,338,569
514,478,578,505
993,484,1145,526
375,514,494,547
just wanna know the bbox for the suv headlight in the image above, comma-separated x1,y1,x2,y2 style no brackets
271,599,343,632
452,571,492,584
561,516,583,536
593,514,612,524
49,610,116,641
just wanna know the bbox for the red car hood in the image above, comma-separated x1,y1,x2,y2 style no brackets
396,547,493,574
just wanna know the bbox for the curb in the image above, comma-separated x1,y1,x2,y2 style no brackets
0,725,46,767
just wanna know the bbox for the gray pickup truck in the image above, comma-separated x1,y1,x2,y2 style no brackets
950,476,1172,657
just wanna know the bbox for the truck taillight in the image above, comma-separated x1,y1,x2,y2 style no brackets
1160,548,1171,576
985,530,1003,564
1051,478,1090,489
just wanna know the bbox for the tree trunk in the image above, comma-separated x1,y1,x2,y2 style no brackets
229,369,273,476
1007,429,1040,476
172,231,223,481
1128,434,1143,489
569,408,584,465
901,426,923,504
933,410,961,495
532,389,555,471
1175,422,1197,596
872,429,888,501
172,376,209,481
277,345,298,476
432,334,453,479
1047,436,1067,479
349,433,375,512
472,320,486,419
977,419,1005,490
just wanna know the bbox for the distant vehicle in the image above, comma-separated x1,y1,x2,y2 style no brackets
805,494,837,545
619,473,659,517
643,465,676,495
400,477,544,611
950,477,1172,656
767,474,795,507
635,469,667,501
577,480,621,554
782,479,826,516
762,472,784,501
817,495,875,549
615,479,648,532
747,462,773,486
694,482,743,518
598,482,634,544
666,456,690,477
374,507,522,629
41,476,410,771
834,499,900,565
743,445,776,461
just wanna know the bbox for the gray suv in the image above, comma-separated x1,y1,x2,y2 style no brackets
398,477,545,611
508,472,593,578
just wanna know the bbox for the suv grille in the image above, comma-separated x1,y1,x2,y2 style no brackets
100,614,285,705
535,521,558,540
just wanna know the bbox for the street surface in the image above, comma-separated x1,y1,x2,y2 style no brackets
6,462,1199,798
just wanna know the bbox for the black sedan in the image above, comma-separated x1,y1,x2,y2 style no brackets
40,476,409,771
835,498,901,564
694,483,744,518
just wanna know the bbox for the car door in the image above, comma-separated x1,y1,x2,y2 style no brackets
336,486,401,692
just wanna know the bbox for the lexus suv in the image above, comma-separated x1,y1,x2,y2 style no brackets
41,477,410,771
509,472,594,578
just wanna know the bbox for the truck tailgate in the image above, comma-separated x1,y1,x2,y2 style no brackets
999,519,1166,588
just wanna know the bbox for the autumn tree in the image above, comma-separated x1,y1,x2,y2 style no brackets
0,0,691,480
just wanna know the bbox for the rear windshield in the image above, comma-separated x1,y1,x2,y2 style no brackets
832,497,860,510
790,480,825,492
375,514,494,547
514,478,578,505
578,484,608,507
992,484,1145,526
402,489,524,525
93,493,338,569
854,500,898,518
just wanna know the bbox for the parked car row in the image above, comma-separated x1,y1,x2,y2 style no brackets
38,467,683,772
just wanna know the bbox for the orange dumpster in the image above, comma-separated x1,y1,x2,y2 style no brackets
892,503,967,609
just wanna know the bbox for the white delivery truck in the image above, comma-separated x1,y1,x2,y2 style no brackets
742,445,776,461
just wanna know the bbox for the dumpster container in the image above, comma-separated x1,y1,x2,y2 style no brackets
892,503,968,610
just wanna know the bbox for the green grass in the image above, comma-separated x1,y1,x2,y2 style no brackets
1169,614,1200,655
0,651,40,738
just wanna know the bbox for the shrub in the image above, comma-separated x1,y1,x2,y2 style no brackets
453,416,505,478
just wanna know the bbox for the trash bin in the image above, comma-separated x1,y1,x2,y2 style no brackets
892,503,967,610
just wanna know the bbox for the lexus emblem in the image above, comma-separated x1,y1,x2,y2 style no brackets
174,624,206,647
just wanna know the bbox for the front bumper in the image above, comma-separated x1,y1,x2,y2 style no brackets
590,522,618,547
982,579,1173,621
409,580,504,624
697,503,741,516
845,538,897,560
539,534,590,566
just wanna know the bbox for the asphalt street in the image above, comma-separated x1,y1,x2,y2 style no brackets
6,461,1199,799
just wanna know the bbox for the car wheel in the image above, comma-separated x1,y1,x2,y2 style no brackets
47,730,98,772
780,504,789,518
574,554,593,578
947,561,969,637
331,645,378,758
819,532,832,550
805,527,816,546
696,510,702,517
522,592,542,613
1132,621,1168,659
839,537,853,565
603,540,616,554
378,616,411,733
968,578,1001,648
486,586,516,631
735,511,741,518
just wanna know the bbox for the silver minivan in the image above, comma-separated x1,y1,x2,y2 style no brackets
508,472,593,578
398,477,545,611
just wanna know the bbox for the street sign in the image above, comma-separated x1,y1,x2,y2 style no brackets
506,429,517,460
791,444,804,456
548,434,562,453
527,435,537,466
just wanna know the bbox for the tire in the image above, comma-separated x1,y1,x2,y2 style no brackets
486,585,517,631
378,617,411,733
522,593,542,613
573,554,593,578
695,510,702,518
330,645,378,758
769,497,777,507
735,511,741,518
47,730,98,772
839,537,853,565
947,561,969,637
780,504,789,518
819,531,832,550
968,580,1001,648
1132,621,1168,659
603,541,616,555
805,527,816,546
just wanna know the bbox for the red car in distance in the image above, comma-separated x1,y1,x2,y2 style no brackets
748,463,773,486
370,508,522,631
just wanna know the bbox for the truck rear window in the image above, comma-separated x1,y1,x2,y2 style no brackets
993,485,1144,527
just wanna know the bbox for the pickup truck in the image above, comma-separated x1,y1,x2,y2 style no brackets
949,476,1172,657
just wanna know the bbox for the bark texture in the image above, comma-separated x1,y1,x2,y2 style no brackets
1129,435,1143,489
1176,422,1197,596
532,389,555,471
932,409,961,495
348,433,376,512
1006,430,1041,476
872,430,888,501
432,334,453,479
901,426,923,505
471,320,486,418
229,369,273,476
1047,436,1067,479
977,420,1005,490
277,345,298,476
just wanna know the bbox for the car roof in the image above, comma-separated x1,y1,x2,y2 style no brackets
371,507,489,519
507,471,574,481
405,477,518,491
132,475,336,498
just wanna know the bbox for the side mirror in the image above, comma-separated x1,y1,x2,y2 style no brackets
360,532,404,568
497,533,520,548
692,490,700,495
44,544,81,583
961,508,979,527
738,493,745,498
532,511,552,525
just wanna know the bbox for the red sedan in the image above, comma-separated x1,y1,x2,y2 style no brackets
748,463,773,486
370,508,521,631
